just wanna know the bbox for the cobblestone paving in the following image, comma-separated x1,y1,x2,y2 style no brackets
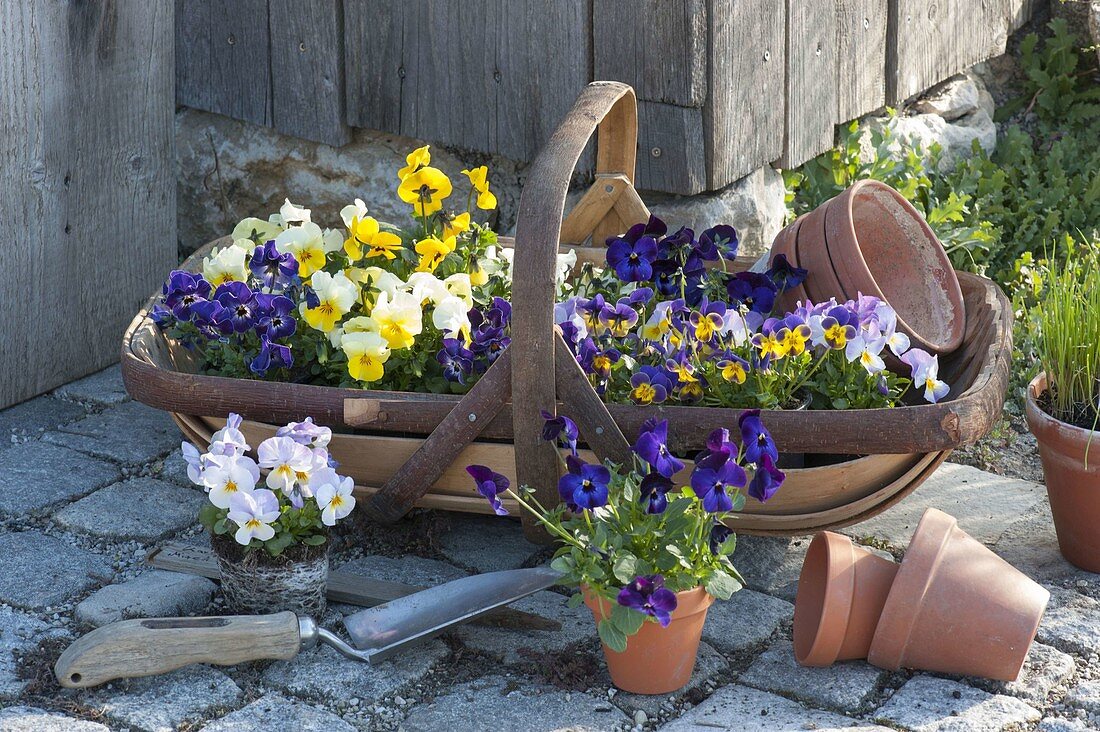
1,365,1099,731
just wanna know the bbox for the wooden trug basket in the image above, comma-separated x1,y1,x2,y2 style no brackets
122,82,1011,538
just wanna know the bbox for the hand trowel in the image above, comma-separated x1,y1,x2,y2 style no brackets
55,566,561,688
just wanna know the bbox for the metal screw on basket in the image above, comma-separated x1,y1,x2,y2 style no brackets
650,147,662,158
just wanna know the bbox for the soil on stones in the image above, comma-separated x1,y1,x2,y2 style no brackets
952,412,1045,484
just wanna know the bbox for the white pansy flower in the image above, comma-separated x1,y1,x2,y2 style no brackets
433,295,472,340
556,249,578,288
443,273,473,307
361,267,405,301
405,272,450,305
315,473,356,526
202,453,260,509
202,246,249,288
227,489,281,545
257,436,315,494
209,413,250,456
231,217,284,245
479,245,510,278
279,198,312,225
340,198,369,229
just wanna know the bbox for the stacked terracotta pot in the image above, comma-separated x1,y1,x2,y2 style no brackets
772,180,966,357
793,508,1050,681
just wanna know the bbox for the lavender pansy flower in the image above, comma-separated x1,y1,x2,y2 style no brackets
276,417,332,449
617,574,678,627
902,348,950,403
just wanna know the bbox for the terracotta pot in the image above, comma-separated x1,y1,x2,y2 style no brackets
584,586,714,694
868,508,1049,681
822,180,965,354
795,203,848,305
793,531,899,666
769,216,811,314
1025,372,1100,572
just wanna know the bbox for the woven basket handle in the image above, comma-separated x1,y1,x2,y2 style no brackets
510,82,643,539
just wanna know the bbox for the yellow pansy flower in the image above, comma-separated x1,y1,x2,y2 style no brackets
370,291,423,349
414,236,456,273
344,216,404,261
442,211,470,239
398,166,452,217
302,271,359,333
397,145,431,181
462,166,497,210
754,331,788,360
341,331,390,383
781,324,812,356
469,259,489,286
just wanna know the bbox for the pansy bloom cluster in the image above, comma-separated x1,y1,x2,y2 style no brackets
153,148,528,394
466,410,782,649
556,215,949,410
186,414,355,555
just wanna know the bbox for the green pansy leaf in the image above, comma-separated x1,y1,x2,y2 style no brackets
597,618,628,653
703,570,742,600
610,602,646,636
612,553,637,585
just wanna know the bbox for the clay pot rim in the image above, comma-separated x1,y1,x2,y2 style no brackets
824,180,966,353
793,531,856,666
1025,372,1100,453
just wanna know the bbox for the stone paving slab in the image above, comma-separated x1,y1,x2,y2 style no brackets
0,706,109,732
53,365,130,407
1065,680,1100,715
199,693,355,732
81,666,243,732
612,641,729,718
439,515,542,573
972,642,1075,705
1038,718,1096,732
0,607,66,701
74,570,216,627
995,505,1100,585
842,462,1046,549
0,443,120,518
44,401,180,465
660,683,891,731
738,639,888,713
873,675,1041,731
0,532,113,610
454,589,592,664
401,674,630,732
733,534,813,602
702,588,792,656
262,639,448,704
337,554,467,586
1037,588,1100,657
0,396,87,440
55,478,203,541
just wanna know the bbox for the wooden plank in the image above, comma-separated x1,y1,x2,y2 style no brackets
636,101,708,194
836,0,888,121
147,543,560,630
176,0,273,125
779,0,839,168
0,0,175,408
345,0,589,163
886,0,1010,105
705,0,786,189
592,0,708,107
269,0,352,146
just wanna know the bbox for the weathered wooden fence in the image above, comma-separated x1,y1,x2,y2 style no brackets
177,0,1039,196
1,0,175,409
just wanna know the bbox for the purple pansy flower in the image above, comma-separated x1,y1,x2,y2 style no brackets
632,419,685,478
437,339,475,384
558,455,610,510
466,464,510,516
163,270,212,321
540,411,579,455
606,234,659,282
748,453,785,503
690,449,747,513
617,574,678,627
696,224,739,261
726,271,778,315
254,294,296,340
709,524,734,554
213,281,258,334
598,299,640,337
739,409,778,465
639,472,673,514
190,298,232,337
249,337,293,376
249,241,299,290
766,253,809,291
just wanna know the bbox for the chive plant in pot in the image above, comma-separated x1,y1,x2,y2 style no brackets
182,414,356,615
1024,245,1100,573
467,410,786,694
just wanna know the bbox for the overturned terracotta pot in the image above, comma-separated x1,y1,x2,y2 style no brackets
794,204,849,307
793,532,899,667
1025,372,1100,573
585,586,713,695
769,216,811,314
824,180,965,354
868,508,1049,682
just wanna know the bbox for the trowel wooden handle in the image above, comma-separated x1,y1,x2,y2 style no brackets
54,612,302,688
